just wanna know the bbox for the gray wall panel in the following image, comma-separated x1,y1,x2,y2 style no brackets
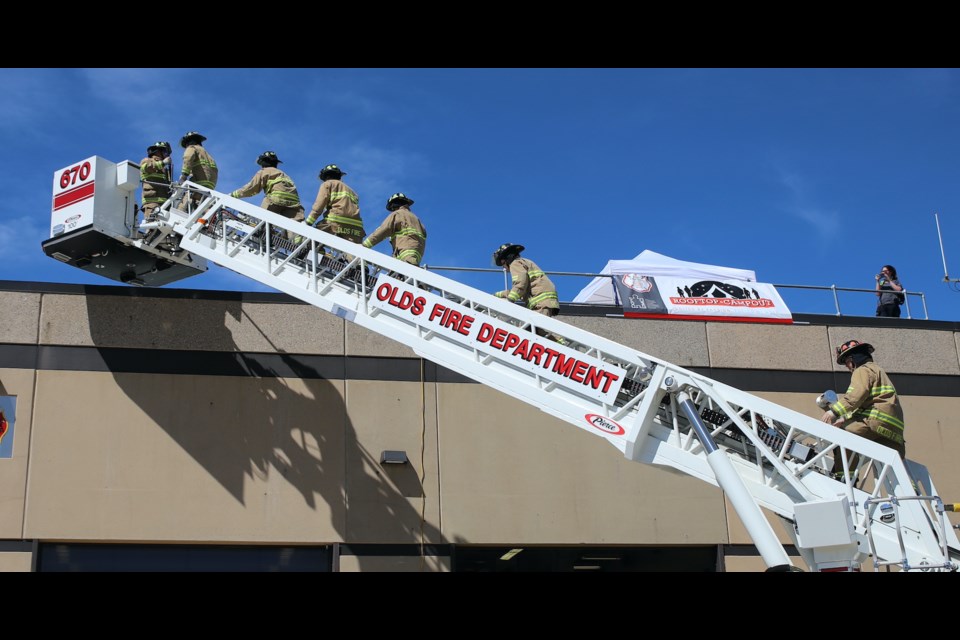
0,292,40,345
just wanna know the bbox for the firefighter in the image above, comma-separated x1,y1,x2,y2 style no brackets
821,339,906,480
492,243,566,345
229,151,305,242
362,193,427,266
139,141,172,223
305,164,365,246
177,130,218,211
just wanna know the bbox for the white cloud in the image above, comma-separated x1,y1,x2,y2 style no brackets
776,168,839,240
322,91,384,118
0,215,50,263
777,170,804,199
341,142,429,207
80,68,180,108
791,206,840,237
299,71,391,120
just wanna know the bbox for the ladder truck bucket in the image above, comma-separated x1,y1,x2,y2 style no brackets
41,156,207,287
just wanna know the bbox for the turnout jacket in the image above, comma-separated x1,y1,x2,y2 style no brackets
829,361,905,445
497,257,559,311
230,167,302,208
362,206,426,265
140,155,171,205
307,179,361,226
179,144,218,189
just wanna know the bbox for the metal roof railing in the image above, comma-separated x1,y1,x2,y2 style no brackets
770,283,927,320
421,265,929,320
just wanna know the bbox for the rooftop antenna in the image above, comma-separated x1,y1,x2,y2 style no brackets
935,212,960,290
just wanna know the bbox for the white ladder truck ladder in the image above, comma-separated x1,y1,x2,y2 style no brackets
145,182,960,572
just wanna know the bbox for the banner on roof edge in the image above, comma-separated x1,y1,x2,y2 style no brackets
613,274,792,323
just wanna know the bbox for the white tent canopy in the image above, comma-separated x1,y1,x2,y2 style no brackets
572,250,757,305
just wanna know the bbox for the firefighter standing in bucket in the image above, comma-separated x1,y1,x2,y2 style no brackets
492,243,566,345
821,339,906,478
139,141,173,223
177,130,218,211
229,151,305,242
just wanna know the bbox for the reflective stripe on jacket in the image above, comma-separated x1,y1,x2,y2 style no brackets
180,144,218,189
230,167,301,207
140,155,171,204
499,257,559,310
307,178,361,226
362,206,427,265
830,361,905,444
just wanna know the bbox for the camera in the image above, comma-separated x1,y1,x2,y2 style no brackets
876,273,885,281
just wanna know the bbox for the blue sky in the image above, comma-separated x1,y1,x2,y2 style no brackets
3,68,960,321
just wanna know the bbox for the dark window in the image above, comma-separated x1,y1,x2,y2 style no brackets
37,543,332,572
452,545,718,572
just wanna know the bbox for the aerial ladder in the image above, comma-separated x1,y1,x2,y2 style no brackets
42,157,960,572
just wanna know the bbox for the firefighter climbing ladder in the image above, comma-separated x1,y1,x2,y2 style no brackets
144,182,959,572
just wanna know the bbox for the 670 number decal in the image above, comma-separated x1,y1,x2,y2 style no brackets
59,161,91,189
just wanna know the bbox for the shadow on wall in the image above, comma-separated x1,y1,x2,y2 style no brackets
84,291,444,567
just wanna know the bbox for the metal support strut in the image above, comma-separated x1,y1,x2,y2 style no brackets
676,388,794,571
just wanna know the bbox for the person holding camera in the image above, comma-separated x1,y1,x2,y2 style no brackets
875,264,904,317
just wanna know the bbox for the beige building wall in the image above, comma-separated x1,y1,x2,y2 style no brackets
1,285,958,571
37,293,346,354
24,371,349,543
0,551,33,572
438,384,727,545
0,368,35,540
